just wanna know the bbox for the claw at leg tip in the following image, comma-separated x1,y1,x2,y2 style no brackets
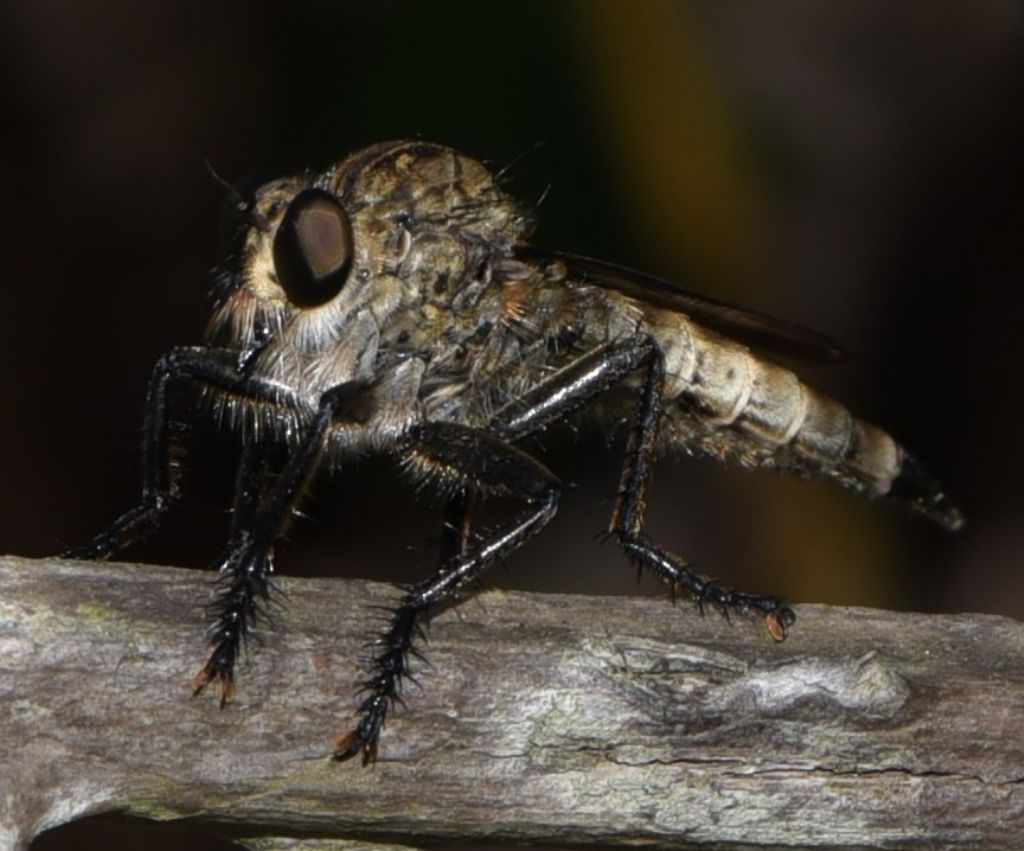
765,606,796,642
332,730,376,766
191,667,211,697
191,666,235,705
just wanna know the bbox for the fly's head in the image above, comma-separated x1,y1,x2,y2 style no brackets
206,141,534,403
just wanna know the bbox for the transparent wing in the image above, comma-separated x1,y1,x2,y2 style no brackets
517,246,845,364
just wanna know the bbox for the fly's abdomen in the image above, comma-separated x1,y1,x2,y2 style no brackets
657,322,962,530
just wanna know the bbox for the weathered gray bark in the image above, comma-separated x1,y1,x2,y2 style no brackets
1,554,1022,850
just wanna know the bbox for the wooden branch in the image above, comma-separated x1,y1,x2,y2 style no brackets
2,555,1022,850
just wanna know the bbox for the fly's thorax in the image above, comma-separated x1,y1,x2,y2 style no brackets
323,141,531,248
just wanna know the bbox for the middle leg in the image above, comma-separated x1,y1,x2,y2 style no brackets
333,421,560,765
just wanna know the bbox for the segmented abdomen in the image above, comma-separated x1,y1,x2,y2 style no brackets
653,318,961,529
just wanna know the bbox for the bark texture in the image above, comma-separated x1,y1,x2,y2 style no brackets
1,555,1022,850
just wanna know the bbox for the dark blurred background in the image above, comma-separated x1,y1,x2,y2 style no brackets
2,2,1023,844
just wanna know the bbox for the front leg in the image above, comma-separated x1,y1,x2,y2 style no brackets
334,422,560,765
61,346,291,561
229,438,276,540
192,381,368,704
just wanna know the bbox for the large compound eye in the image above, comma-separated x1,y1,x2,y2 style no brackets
272,188,353,307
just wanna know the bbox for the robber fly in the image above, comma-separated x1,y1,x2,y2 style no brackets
63,140,963,764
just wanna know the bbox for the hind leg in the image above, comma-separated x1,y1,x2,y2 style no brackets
491,337,794,640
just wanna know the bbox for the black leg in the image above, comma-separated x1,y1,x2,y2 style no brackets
229,438,276,539
491,339,658,441
334,422,560,765
607,345,795,640
493,337,794,640
189,439,280,704
61,346,294,561
193,381,367,704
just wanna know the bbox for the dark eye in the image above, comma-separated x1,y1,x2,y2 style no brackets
272,188,353,307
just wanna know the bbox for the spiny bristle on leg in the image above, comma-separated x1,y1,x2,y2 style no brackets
334,602,420,765
621,541,795,641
